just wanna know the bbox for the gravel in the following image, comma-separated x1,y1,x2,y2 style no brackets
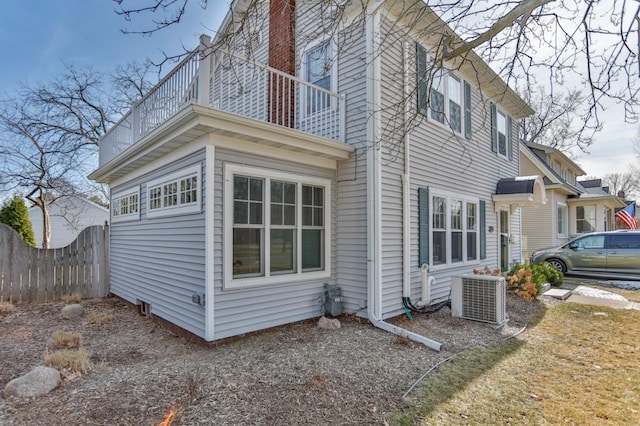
0,294,541,425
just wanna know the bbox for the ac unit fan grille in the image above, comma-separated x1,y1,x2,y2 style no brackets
452,276,506,325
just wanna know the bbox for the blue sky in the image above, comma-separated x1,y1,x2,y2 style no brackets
0,1,637,188
0,1,228,95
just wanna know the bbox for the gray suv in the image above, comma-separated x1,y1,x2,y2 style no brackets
530,231,640,276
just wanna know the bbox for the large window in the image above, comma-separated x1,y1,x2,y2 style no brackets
225,164,331,288
576,205,596,234
112,187,140,222
304,41,333,114
431,192,479,267
146,165,201,218
557,203,568,237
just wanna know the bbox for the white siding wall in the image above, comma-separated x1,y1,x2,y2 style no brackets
377,17,522,318
110,150,207,338
212,148,337,340
333,19,370,313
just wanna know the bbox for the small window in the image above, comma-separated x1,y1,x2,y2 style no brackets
112,187,140,222
448,77,461,132
557,203,568,237
497,110,507,156
304,41,332,114
147,165,201,218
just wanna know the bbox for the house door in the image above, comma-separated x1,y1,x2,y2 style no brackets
499,209,510,272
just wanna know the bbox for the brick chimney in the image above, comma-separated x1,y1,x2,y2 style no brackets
268,0,296,127
618,190,625,198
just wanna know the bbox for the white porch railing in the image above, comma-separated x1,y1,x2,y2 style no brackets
99,39,346,167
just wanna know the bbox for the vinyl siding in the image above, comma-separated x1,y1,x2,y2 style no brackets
212,148,337,340
110,149,207,338
520,155,562,258
376,19,522,316
379,17,407,317
334,23,369,314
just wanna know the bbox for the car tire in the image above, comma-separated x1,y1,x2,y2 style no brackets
546,258,567,273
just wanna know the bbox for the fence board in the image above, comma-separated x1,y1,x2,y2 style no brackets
0,224,109,303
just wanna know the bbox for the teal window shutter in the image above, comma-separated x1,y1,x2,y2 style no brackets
418,187,430,265
480,200,486,260
507,115,513,160
416,43,428,115
464,81,472,139
490,103,497,153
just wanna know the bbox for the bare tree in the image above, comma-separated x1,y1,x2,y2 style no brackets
602,167,640,200
520,87,594,153
0,63,154,247
112,0,640,150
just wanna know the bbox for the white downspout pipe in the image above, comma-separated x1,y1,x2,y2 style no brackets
365,5,441,352
401,41,412,300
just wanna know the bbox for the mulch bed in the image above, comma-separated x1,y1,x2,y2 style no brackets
0,294,540,425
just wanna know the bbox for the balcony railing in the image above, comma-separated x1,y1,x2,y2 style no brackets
99,42,346,167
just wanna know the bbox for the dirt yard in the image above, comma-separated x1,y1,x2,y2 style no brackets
0,295,539,425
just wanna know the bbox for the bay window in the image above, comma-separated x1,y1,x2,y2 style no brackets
225,164,331,288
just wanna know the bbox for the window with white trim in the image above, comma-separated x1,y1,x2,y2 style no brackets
576,205,596,234
496,109,507,156
431,192,479,267
303,40,335,115
146,165,201,218
225,164,331,288
112,187,140,222
557,203,568,237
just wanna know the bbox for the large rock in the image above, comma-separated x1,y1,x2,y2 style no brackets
317,316,341,330
4,366,60,398
61,303,83,319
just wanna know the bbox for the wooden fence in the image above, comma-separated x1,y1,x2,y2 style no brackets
0,223,109,303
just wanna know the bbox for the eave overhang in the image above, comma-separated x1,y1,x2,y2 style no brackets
89,104,354,183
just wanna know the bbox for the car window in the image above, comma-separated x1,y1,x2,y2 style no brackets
575,235,605,249
608,234,640,249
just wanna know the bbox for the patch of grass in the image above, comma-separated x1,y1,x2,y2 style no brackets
44,348,89,374
50,331,81,349
86,311,115,325
394,302,640,425
0,301,15,317
61,293,83,303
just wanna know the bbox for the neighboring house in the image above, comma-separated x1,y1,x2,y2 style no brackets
90,0,542,344
28,197,109,248
520,141,626,259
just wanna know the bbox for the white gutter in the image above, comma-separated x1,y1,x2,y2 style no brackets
365,4,442,352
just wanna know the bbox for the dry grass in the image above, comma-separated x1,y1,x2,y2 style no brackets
61,293,83,303
44,348,89,374
85,311,115,325
49,331,81,349
395,302,640,425
0,301,15,317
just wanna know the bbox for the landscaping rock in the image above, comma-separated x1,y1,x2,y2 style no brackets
317,316,341,330
61,304,83,319
4,366,60,398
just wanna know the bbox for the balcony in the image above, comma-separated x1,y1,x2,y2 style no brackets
98,38,346,168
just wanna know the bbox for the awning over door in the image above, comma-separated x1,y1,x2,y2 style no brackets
492,175,546,210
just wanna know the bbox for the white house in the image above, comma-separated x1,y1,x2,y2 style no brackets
90,0,542,347
28,196,109,248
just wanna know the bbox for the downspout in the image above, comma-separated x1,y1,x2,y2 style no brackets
365,5,442,352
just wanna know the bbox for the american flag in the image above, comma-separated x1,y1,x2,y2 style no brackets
616,203,637,230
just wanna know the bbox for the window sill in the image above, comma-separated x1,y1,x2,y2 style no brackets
224,269,331,291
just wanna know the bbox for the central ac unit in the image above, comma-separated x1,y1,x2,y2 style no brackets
451,275,507,325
